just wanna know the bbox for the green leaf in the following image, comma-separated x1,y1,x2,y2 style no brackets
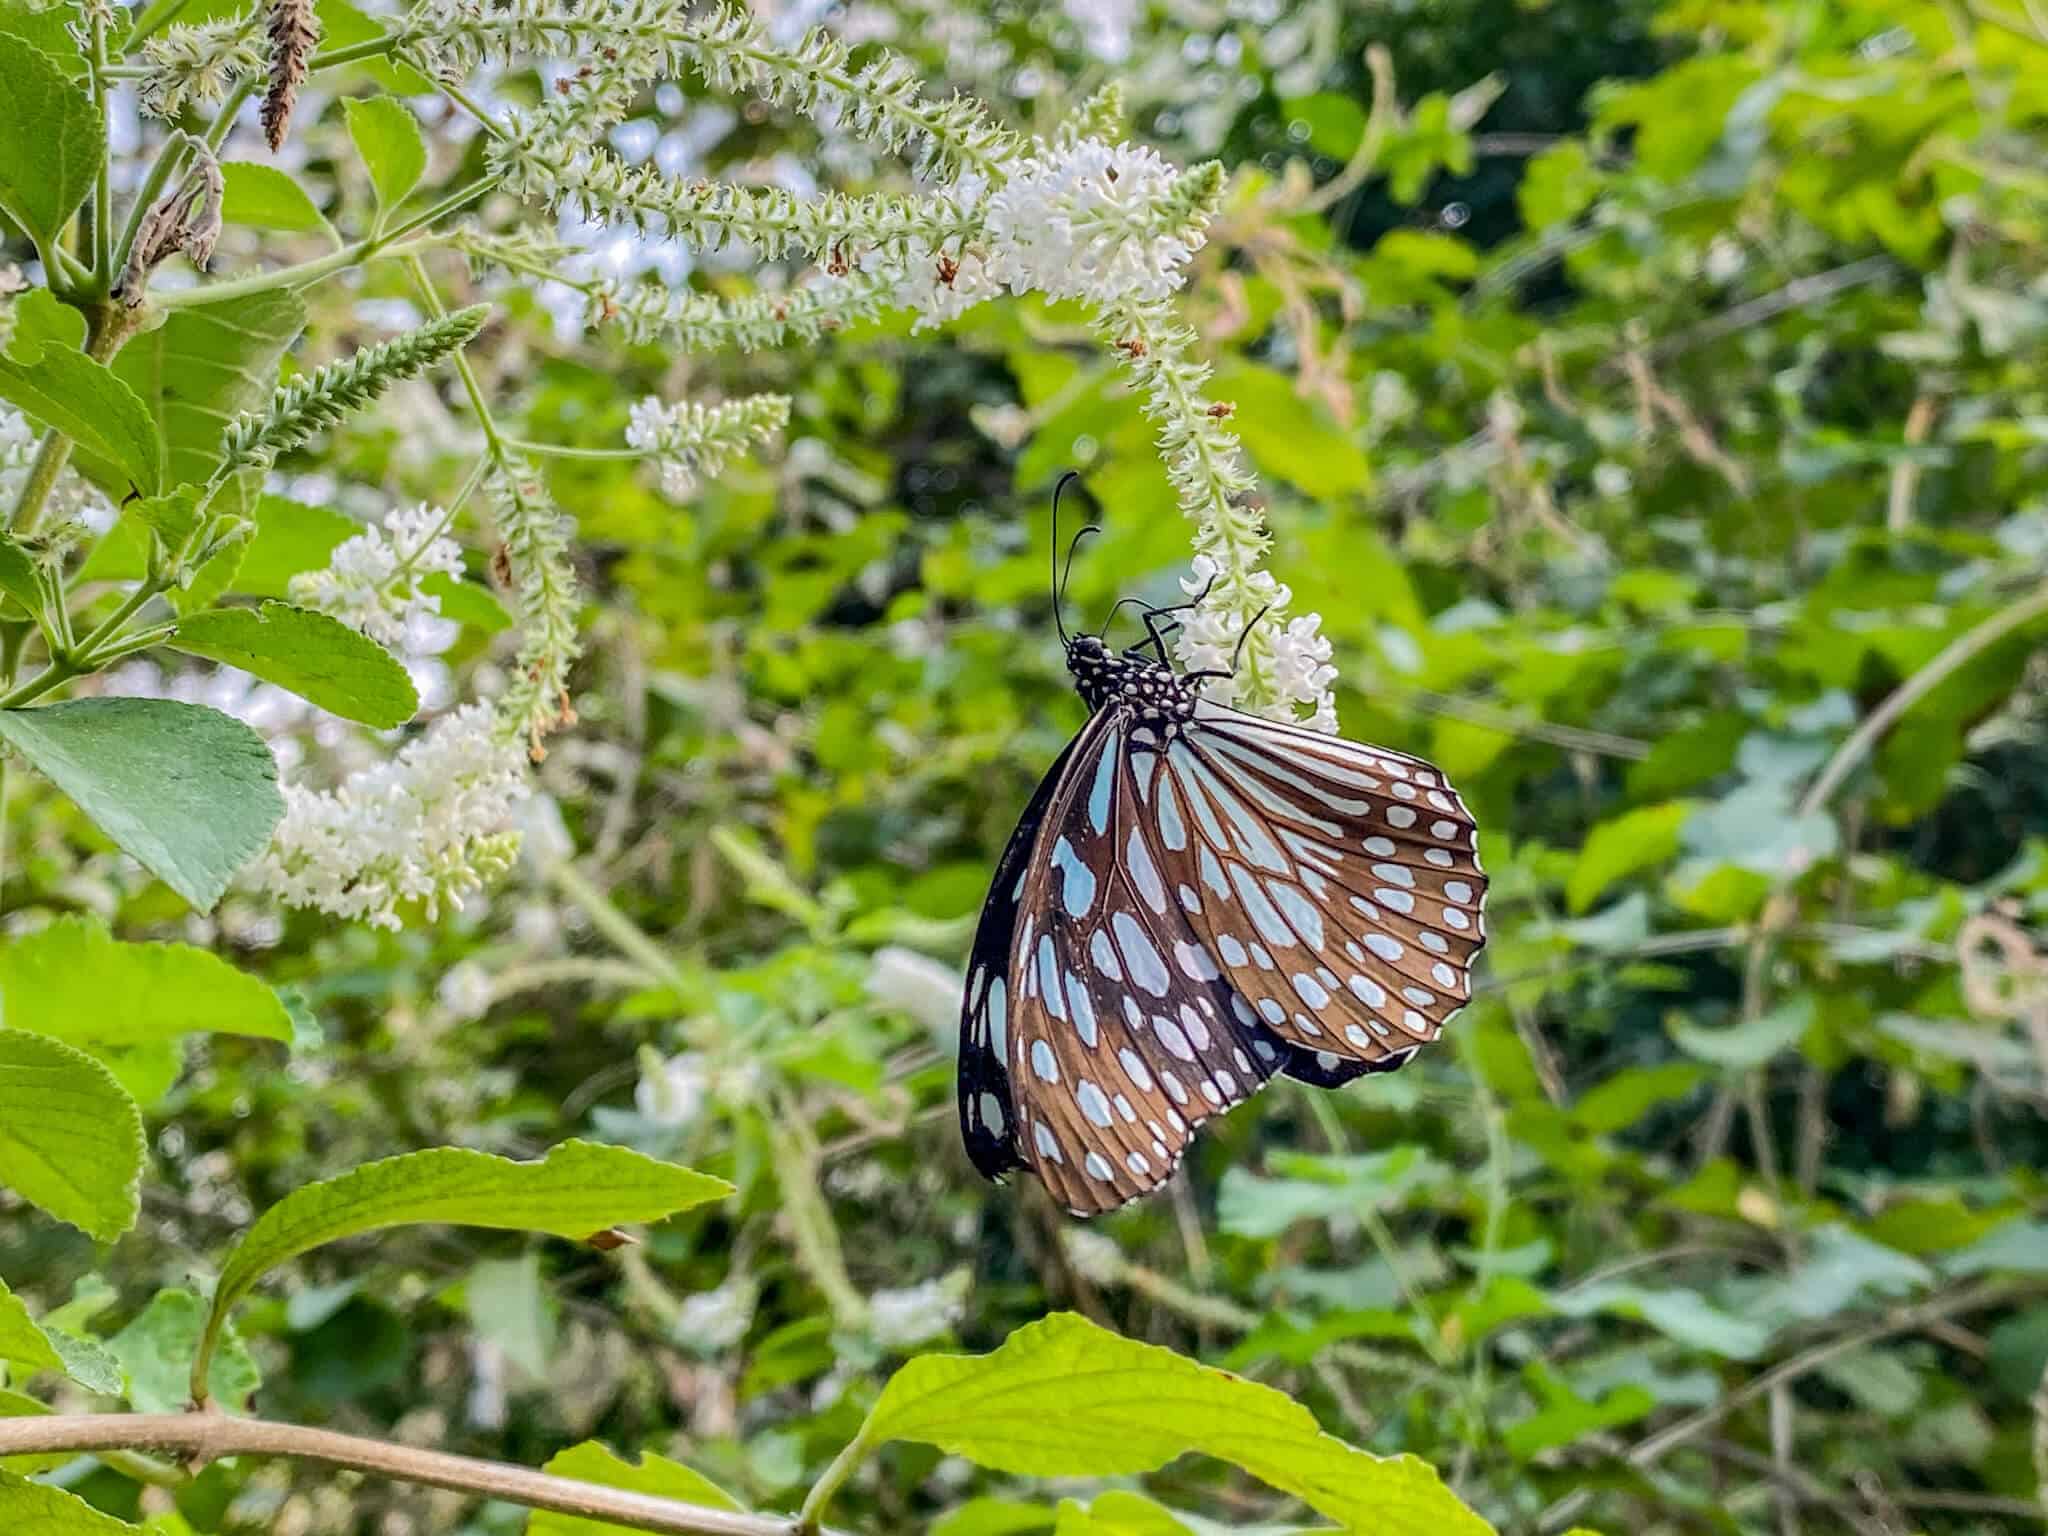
0,1029,144,1242
0,699,283,912
0,913,292,1046
314,0,432,92
170,602,419,727
110,1289,259,1414
0,537,43,619
1668,996,1813,1069
1567,802,1691,913
1553,1283,1770,1360
0,1472,141,1534
0,342,162,499
201,1141,733,1386
235,495,357,595
220,162,327,232
0,1279,68,1379
857,1313,1489,1536
8,288,84,354
344,96,427,212
76,292,306,531
1945,1219,2048,1276
530,1442,743,1535
1054,1493,1196,1536
421,570,515,633
462,1255,556,1380
0,43,103,253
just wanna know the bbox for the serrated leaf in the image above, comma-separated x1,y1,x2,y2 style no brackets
0,913,291,1045
1567,802,1691,913
76,293,306,531
858,1313,1490,1536
201,1141,733,1389
110,1289,259,1414
0,43,103,251
529,1442,743,1535
171,602,419,727
0,698,282,912
221,162,327,232
0,342,162,499
0,1471,140,1534
0,1029,144,1242
345,96,426,213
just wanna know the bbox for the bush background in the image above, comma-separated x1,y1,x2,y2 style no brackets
6,0,2048,1531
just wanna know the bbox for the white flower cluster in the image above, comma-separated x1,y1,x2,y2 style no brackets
634,1046,709,1129
252,704,530,929
622,393,791,500
289,504,465,650
673,1277,758,1356
885,139,1215,329
1178,556,1338,730
866,1271,969,1349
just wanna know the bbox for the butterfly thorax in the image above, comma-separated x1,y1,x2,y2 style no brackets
1066,635,1199,726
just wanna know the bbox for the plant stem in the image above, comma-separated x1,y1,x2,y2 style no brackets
1797,582,2048,816
0,1415,803,1536
549,861,689,992
154,177,494,309
88,8,115,289
406,253,506,452
11,302,147,538
505,439,643,461
309,33,399,69
795,1427,873,1536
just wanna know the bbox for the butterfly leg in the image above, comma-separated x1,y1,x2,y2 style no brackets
1130,575,1217,662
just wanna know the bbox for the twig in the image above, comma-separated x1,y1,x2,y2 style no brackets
1798,583,2048,816
1537,1280,2041,1531
0,1415,804,1536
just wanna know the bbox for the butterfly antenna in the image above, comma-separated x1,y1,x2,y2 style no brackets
1050,470,1085,645
1231,603,1274,673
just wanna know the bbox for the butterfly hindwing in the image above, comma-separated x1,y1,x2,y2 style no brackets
958,731,1089,1180
1128,703,1488,1073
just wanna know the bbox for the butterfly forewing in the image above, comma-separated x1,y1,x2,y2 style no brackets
1000,718,1292,1215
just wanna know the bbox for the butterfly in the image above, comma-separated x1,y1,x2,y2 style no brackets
957,481,1489,1216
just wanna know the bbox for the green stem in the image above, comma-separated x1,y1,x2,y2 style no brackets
435,78,509,141
155,176,493,309
74,578,169,661
549,862,688,991
406,253,505,452
795,1424,875,1536
88,10,114,288
308,34,399,70
0,658,82,709
503,439,642,462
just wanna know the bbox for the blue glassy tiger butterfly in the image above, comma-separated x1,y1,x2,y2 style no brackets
957,477,1489,1215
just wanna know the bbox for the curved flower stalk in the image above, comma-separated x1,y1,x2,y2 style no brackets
434,8,1333,724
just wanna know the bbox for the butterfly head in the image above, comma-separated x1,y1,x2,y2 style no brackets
1067,633,1197,724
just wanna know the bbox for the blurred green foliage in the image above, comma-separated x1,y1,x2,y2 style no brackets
6,0,2048,1532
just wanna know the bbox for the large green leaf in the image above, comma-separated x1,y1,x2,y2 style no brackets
856,1313,1490,1536
170,602,419,727
0,1029,144,1242
0,698,283,911
75,292,306,529
0,1472,139,1534
0,1279,68,1379
529,1443,743,1535
0,43,102,252
0,914,291,1045
233,495,357,595
198,1141,733,1396
0,340,162,499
